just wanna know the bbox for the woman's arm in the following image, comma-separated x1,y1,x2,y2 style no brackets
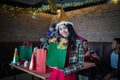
63,40,84,75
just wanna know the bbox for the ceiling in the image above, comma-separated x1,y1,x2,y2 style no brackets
12,0,45,5
0,0,107,7
0,0,108,12
11,0,81,5
0,0,90,7
0,0,48,7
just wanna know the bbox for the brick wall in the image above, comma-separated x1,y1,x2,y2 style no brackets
0,3,120,42
68,4,120,42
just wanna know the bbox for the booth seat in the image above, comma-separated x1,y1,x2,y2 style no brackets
0,41,111,78
88,42,111,58
80,42,112,80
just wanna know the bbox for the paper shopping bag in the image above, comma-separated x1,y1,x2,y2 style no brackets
36,49,52,73
19,45,32,61
46,42,67,69
29,51,36,70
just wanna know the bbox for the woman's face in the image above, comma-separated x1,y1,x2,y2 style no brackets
58,24,69,38
83,41,88,50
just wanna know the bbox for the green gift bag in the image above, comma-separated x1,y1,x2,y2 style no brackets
46,42,67,69
19,46,32,61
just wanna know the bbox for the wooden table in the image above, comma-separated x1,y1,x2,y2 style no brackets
9,64,51,80
9,62,95,80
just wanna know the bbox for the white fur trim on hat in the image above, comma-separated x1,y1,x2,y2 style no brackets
56,21,74,30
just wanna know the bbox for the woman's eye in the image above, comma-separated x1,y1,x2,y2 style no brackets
59,28,62,31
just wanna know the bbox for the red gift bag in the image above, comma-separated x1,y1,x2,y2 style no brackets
36,49,52,73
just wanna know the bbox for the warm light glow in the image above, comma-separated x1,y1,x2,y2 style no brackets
113,0,118,4
57,9,61,13
107,0,119,4
57,9,61,19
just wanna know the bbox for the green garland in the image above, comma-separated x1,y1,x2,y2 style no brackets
0,0,102,17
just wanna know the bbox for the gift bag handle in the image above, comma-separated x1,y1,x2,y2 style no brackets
40,43,46,49
23,41,32,47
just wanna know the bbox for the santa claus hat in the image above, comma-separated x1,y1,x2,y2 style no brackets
55,21,74,30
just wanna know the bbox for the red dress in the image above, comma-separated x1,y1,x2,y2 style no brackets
50,42,76,80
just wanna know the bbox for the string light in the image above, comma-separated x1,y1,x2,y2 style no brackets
113,0,118,4
107,0,119,4
0,0,105,17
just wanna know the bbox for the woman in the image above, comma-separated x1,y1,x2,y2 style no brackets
82,39,98,62
78,39,96,80
82,39,90,57
49,21,84,80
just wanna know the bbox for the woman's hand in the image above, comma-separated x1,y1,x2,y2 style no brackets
49,38,57,43
84,51,91,57
91,52,100,60
49,66,63,72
